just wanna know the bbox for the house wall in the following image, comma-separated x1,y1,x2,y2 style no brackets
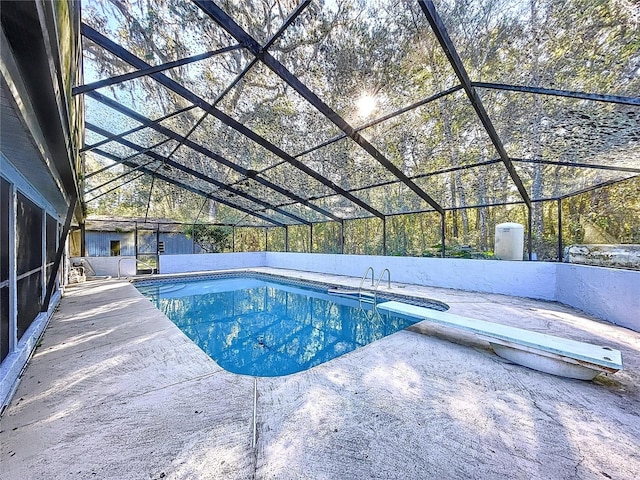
84,231,198,257
0,157,64,410
1,0,82,410
85,231,135,256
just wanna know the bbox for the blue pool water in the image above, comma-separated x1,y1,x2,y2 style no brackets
135,275,441,377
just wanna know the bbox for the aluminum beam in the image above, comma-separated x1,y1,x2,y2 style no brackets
41,194,77,312
86,125,310,225
473,82,640,107
73,44,242,95
418,0,532,209
80,23,383,220
86,90,341,222
194,0,445,216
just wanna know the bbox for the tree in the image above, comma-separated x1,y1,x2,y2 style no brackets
184,224,231,253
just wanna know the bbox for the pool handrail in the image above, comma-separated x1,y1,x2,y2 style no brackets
373,268,391,304
117,257,157,279
359,267,375,307
359,267,375,289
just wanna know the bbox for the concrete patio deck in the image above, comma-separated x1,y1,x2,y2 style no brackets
1,267,639,479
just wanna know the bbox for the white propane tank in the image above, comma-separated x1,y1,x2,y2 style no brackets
494,223,524,260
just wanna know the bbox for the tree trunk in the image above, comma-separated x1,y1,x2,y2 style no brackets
450,174,459,238
530,0,545,243
455,170,469,235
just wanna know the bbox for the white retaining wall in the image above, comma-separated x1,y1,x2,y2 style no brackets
160,252,266,274
155,252,638,332
556,264,639,332
265,253,558,300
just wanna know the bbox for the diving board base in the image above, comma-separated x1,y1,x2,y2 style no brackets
488,342,601,380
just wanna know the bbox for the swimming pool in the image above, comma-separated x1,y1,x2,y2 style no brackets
135,273,447,377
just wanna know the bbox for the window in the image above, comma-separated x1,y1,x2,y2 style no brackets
110,240,121,256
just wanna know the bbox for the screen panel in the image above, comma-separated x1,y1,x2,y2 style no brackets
217,62,343,155
259,162,336,200
297,137,398,191
511,162,637,201
413,163,527,209
234,227,266,252
85,95,144,136
360,90,500,177
343,217,384,256
312,222,342,254
287,225,311,253
435,0,639,96
1,286,9,362
17,271,42,340
188,113,285,172
81,37,136,84
266,227,286,252
386,212,442,257
1,177,9,282
93,75,189,124
479,89,640,172
349,182,434,216
82,0,237,66
271,0,458,119
16,193,42,275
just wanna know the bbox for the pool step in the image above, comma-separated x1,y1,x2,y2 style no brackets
328,289,377,305
327,288,375,298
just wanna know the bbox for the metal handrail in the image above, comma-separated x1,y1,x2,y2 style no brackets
375,268,391,290
359,266,375,289
373,268,391,305
358,266,375,307
78,259,97,276
117,257,156,279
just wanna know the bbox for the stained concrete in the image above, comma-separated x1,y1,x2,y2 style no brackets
1,268,639,479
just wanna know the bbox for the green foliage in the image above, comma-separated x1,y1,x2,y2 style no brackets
234,227,265,252
184,225,231,253
312,222,342,254
266,228,286,252
287,225,311,253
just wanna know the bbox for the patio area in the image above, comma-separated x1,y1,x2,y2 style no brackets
1,268,639,479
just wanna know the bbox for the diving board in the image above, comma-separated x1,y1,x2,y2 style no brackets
377,301,623,380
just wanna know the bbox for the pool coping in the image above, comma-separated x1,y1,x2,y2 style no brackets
130,268,450,312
